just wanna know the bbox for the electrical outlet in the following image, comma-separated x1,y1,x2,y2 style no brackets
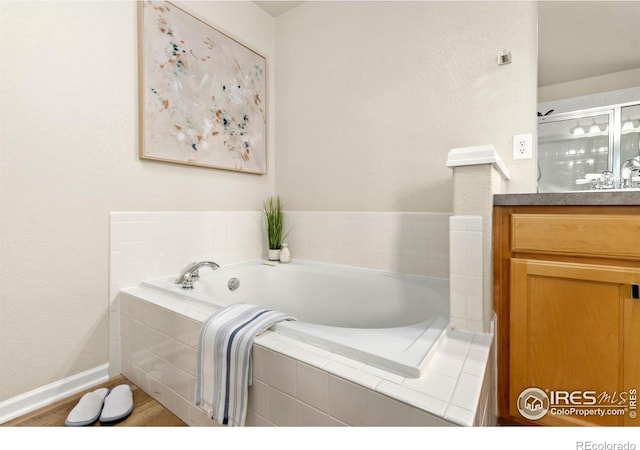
513,133,533,160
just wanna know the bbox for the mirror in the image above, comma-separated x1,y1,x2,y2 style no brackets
536,2,640,192
538,1,640,103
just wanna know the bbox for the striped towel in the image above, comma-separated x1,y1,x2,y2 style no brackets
195,303,295,426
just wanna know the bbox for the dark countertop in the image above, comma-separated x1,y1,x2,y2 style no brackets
494,191,640,206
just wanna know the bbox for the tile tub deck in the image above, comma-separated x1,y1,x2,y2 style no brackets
118,285,496,427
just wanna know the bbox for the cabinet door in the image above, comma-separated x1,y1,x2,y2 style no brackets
510,258,640,426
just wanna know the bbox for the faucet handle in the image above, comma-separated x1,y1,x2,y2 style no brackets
174,262,198,284
180,272,194,289
182,261,198,271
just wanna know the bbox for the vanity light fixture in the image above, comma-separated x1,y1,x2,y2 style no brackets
570,122,586,136
622,119,639,131
587,120,607,134
570,121,606,136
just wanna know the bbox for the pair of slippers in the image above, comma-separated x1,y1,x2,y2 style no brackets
65,384,134,426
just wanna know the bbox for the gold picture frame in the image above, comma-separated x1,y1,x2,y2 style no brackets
138,1,267,174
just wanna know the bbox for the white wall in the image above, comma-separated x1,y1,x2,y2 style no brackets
275,1,538,212
0,0,275,402
538,67,640,103
0,0,539,406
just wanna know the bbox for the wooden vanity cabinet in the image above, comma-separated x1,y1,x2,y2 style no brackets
493,205,640,426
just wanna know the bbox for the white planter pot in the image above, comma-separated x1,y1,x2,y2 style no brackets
268,249,281,261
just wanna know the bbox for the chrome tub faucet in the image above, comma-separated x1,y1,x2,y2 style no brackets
174,261,220,289
620,158,640,189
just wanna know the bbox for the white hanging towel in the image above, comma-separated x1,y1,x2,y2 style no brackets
195,303,295,426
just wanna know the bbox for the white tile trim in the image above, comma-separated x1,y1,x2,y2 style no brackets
446,144,510,180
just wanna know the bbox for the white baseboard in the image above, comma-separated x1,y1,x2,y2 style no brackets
0,363,110,425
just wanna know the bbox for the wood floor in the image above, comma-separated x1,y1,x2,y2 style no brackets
3,375,186,427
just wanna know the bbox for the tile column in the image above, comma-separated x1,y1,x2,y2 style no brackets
446,145,510,333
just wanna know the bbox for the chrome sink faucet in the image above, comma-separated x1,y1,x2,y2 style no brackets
174,261,220,289
620,158,640,189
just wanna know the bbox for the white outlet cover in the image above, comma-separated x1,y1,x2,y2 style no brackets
513,133,533,160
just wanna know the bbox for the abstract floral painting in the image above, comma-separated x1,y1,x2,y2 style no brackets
139,1,267,174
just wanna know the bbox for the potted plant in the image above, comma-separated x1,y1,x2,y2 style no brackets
263,195,286,261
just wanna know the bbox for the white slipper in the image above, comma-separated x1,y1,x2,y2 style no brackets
65,387,110,426
99,384,133,424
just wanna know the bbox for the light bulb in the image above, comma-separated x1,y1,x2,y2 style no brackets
571,123,585,136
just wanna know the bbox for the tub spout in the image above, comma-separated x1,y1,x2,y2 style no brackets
174,261,220,289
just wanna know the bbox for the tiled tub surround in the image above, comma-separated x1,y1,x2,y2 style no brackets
111,210,498,426
110,211,265,376
118,288,496,427
282,212,451,279
449,216,484,333
109,211,451,375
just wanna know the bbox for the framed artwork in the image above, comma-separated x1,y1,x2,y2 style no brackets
138,1,267,174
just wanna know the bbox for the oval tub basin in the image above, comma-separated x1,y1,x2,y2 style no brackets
141,260,450,378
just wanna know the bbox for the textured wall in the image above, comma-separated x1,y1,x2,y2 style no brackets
275,1,538,212
0,0,275,402
0,0,539,404
538,68,640,103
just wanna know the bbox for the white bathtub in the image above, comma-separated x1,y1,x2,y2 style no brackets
141,260,450,377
